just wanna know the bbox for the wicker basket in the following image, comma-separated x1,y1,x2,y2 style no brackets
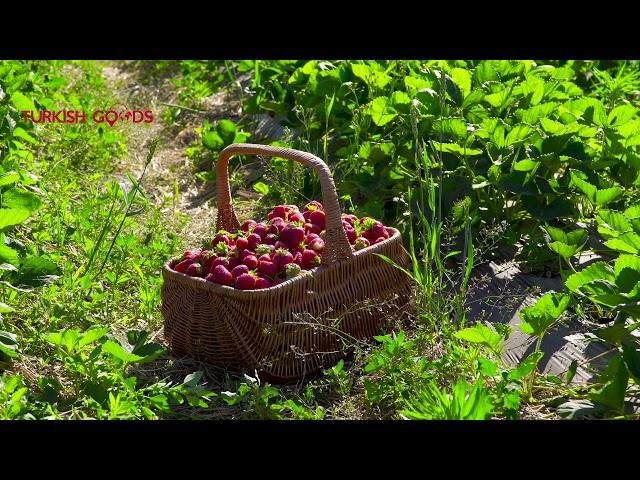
161,144,413,383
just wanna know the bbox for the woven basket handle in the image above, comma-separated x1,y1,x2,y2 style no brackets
215,143,354,266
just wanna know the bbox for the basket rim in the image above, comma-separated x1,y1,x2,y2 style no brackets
163,226,404,297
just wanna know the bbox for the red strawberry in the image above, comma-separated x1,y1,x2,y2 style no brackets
354,237,370,251
247,233,262,251
309,210,326,229
370,222,388,240
343,226,356,244
241,219,257,232
212,232,230,248
306,233,320,243
361,229,371,241
236,236,249,250
303,211,313,222
183,248,203,260
253,223,268,239
186,263,203,277
285,263,301,279
269,217,286,232
235,273,256,290
255,276,273,290
264,233,278,245
308,223,323,235
266,223,279,236
275,240,289,251
258,253,272,263
289,212,305,225
202,251,218,270
174,258,194,273
243,255,258,270
268,205,288,221
273,248,294,271
228,256,241,270
212,257,230,269
373,236,387,244
231,264,250,278
341,214,358,226
280,224,306,249
238,249,254,261
207,265,233,286
308,237,325,253
293,251,303,266
304,200,324,212
258,260,278,278
302,249,321,269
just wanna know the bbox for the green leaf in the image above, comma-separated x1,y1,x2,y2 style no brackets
12,127,37,144
549,241,580,259
432,118,467,138
513,159,539,172
589,359,628,411
450,68,471,98
565,262,616,293
622,344,640,382
614,254,640,293
508,351,544,381
351,64,390,89
8,256,60,287
0,245,20,268
607,104,637,127
252,182,270,195
216,119,237,145
478,357,498,377
506,125,534,145
594,323,630,345
414,89,440,115
10,92,36,112
570,170,597,201
77,327,109,348
0,301,14,313
595,187,623,207
462,90,485,109
202,131,224,150
0,172,21,187
2,190,43,212
365,97,397,126
519,292,570,337
597,210,632,238
404,76,432,94
484,88,511,109
566,359,578,384
102,339,144,364
624,203,640,220
0,208,31,231
454,322,502,353
605,233,640,254
430,141,482,156
543,225,587,246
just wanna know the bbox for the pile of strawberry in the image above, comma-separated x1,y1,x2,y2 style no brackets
170,201,392,290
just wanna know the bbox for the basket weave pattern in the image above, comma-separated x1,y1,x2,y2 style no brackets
161,144,413,382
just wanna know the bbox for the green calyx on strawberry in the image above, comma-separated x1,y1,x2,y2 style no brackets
354,237,370,251
214,241,230,256
273,247,294,270
285,263,301,279
255,244,273,256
